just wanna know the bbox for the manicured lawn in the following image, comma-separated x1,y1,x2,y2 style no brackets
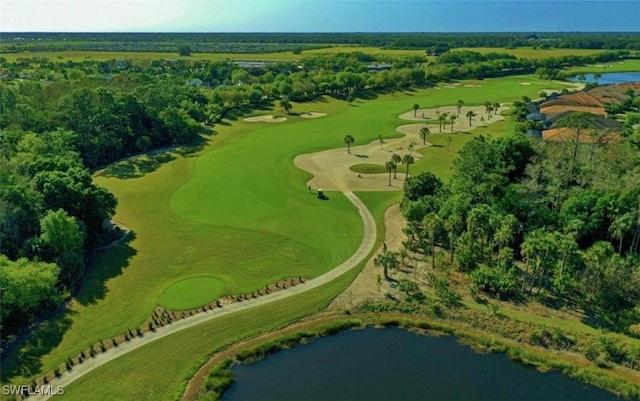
53,192,401,401
412,118,514,181
456,46,610,60
564,59,640,74
3,73,570,387
158,276,225,311
349,163,388,174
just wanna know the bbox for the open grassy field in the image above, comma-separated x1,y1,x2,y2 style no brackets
456,46,612,59
3,73,572,390
0,46,431,63
4,46,621,64
564,58,640,74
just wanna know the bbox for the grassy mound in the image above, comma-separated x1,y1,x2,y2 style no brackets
159,276,224,311
349,163,387,174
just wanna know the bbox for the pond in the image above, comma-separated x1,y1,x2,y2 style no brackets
570,71,640,85
222,327,620,401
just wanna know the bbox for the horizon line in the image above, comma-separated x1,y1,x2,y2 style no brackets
3,30,640,35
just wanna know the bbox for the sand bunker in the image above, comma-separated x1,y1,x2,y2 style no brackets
243,115,287,123
463,84,482,88
519,82,532,86
294,104,509,193
300,112,327,119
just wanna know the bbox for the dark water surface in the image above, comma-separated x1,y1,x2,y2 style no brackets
570,71,640,85
222,327,620,401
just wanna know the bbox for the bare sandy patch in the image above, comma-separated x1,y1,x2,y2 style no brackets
519,82,532,86
463,84,482,88
329,203,406,311
300,112,327,119
243,115,287,123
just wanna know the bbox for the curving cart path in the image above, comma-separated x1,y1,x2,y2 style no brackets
30,192,376,401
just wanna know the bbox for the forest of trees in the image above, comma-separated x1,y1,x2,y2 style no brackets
400,130,640,334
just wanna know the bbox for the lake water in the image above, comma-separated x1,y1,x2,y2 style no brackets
570,71,640,85
222,327,620,401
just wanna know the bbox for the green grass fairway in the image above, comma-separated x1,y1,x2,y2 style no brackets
412,118,514,180
456,46,611,60
3,73,572,388
564,59,640,74
49,191,401,401
159,276,224,311
349,163,388,174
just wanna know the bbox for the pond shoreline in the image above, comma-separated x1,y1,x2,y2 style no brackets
185,312,639,401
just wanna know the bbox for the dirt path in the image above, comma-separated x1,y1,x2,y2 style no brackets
29,192,376,401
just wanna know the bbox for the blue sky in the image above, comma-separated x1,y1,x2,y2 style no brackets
2,1,639,32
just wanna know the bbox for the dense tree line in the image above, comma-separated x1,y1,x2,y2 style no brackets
0,128,117,331
3,32,640,53
400,129,640,334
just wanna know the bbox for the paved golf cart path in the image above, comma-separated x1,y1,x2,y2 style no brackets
32,192,376,401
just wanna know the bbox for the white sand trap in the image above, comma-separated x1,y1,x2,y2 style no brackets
300,112,327,119
519,82,532,85
243,115,287,123
464,84,482,88
295,104,510,192
443,85,456,88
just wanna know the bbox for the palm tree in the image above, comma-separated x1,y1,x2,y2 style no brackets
408,142,415,156
419,126,430,145
413,103,420,117
402,154,414,179
423,212,441,268
374,250,400,280
609,214,633,255
378,134,384,149
385,161,394,186
344,134,355,154
493,102,500,115
456,99,464,117
484,101,492,116
449,114,457,131
391,153,401,178
466,110,477,126
438,112,448,132
279,97,292,114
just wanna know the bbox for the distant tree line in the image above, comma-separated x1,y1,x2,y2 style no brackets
3,32,640,53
